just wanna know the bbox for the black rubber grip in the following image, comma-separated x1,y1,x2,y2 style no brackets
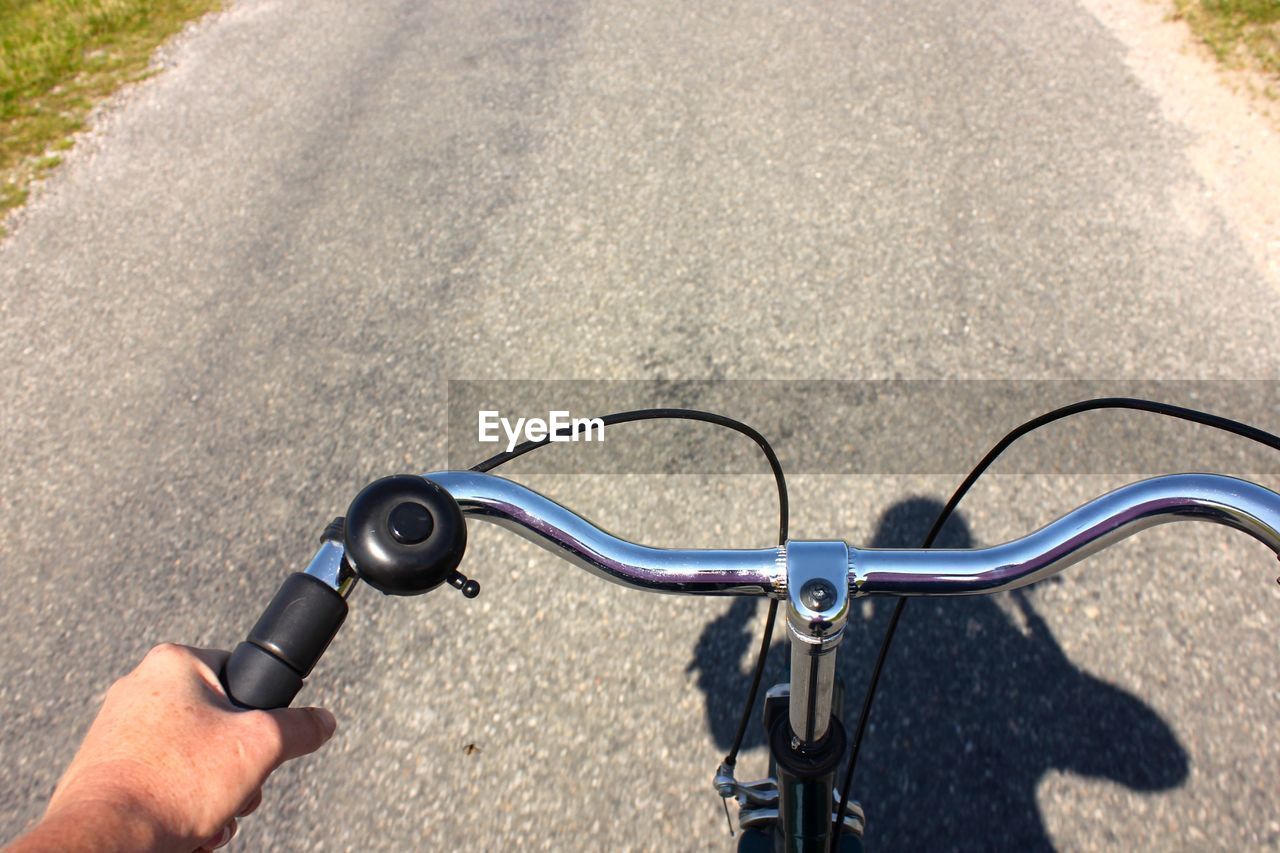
224,642,304,709
222,573,348,709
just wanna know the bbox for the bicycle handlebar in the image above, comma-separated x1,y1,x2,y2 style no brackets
222,471,1280,710
427,471,1280,597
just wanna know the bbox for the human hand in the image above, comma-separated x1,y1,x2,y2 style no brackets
8,644,336,852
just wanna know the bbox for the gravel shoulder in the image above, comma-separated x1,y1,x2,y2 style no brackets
1080,0,1280,288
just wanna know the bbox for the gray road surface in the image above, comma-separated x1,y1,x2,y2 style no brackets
2,0,1278,849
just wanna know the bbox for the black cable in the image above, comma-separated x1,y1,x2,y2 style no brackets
920,398,1280,547
728,599,779,767
470,407,788,767
830,397,1280,851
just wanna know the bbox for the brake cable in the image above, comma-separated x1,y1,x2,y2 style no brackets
830,397,1280,852
470,407,789,777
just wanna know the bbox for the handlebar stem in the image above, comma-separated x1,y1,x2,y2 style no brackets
784,541,851,744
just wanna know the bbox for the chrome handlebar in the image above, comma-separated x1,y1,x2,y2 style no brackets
426,470,781,595
423,471,1280,598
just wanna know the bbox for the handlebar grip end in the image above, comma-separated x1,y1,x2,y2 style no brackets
223,641,304,709
221,572,349,710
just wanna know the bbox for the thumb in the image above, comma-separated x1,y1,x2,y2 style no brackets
265,706,338,763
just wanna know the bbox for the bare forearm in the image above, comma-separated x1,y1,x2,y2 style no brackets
6,799,171,853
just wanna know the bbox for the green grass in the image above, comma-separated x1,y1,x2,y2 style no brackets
1173,0,1280,93
1,0,221,227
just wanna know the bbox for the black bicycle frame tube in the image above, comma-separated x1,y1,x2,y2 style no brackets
778,723,846,851
756,683,857,852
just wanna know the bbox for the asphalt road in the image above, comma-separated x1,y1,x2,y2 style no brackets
2,0,1278,850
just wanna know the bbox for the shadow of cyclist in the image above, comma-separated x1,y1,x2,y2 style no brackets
688,497,1188,850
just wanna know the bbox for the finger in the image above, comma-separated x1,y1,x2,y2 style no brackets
236,788,263,817
264,706,337,763
196,819,237,852
213,819,238,849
